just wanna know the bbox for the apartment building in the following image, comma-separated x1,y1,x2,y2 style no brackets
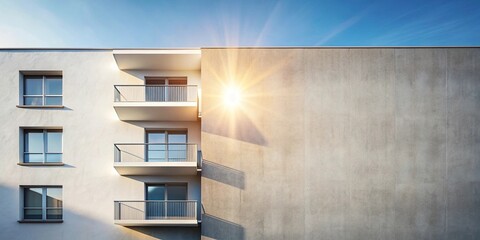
0,47,479,240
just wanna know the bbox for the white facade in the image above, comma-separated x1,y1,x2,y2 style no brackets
0,49,202,239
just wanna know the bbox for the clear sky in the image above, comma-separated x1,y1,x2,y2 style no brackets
0,0,479,48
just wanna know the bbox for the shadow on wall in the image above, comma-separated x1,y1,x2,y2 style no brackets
0,184,200,240
129,226,200,240
0,185,112,240
19,164,76,168
202,108,267,147
202,214,245,240
17,106,73,111
202,160,245,189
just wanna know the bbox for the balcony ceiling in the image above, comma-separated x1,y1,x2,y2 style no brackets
113,49,201,71
113,102,199,121
114,219,198,227
113,162,199,176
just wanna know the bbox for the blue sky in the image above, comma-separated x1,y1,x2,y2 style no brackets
0,0,479,47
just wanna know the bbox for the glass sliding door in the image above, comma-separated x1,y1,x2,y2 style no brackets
145,78,166,102
146,131,166,162
166,78,188,101
146,130,187,162
146,184,187,219
167,132,187,162
146,185,165,219
144,77,187,102
166,184,188,218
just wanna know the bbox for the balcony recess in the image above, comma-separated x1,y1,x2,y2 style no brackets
113,143,200,176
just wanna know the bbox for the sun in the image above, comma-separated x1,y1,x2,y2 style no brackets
223,86,242,107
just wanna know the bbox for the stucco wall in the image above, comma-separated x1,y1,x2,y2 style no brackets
200,48,480,239
0,50,200,240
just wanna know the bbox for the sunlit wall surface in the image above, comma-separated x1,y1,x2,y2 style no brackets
200,48,480,239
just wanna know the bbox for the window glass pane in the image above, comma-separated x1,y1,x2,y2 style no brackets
24,77,43,95
45,96,62,105
24,209,42,220
168,134,187,143
147,132,166,154
147,185,165,200
24,188,42,207
25,131,44,153
168,145,187,162
148,144,166,151
47,131,62,153
24,96,43,106
148,133,166,143
46,154,62,163
46,209,62,219
25,153,44,163
147,150,165,161
45,77,62,95
166,185,187,200
46,188,62,208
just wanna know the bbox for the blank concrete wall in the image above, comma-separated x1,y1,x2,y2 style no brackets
200,48,480,240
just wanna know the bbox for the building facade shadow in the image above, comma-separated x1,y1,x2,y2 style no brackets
201,214,245,240
202,160,245,189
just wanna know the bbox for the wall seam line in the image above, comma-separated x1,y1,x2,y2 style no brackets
393,48,397,240
444,49,449,238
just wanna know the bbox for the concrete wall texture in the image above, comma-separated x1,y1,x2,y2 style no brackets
201,48,480,240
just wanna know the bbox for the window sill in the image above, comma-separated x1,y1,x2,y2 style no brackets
18,220,63,224
16,105,64,109
17,163,64,166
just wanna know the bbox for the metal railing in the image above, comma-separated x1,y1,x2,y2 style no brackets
114,85,198,102
114,200,197,221
114,143,200,167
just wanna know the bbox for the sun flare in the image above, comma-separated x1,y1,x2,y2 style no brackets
223,86,242,107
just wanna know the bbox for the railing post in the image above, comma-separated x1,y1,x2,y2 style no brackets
114,86,119,102
114,145,121,162
165,201,168,219
197,148,202,169
194,201,197,220
114,201,121,220
166,143,169,162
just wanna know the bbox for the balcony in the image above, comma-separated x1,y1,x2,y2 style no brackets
113,85,199,121
114,200,198,226
113,143,200,176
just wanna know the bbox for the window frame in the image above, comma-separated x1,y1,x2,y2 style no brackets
22,129,63,165
22,75,63,106
19,186,63,223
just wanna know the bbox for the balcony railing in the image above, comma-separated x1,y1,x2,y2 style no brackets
114,200,197,221
114,143,199,167
114,85,198,102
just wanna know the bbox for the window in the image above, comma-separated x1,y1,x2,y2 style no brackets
22,187,62,221
146,183,187,201
23,129,62,163
146,183,187,219
23,75,62,106
146,130,187,162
